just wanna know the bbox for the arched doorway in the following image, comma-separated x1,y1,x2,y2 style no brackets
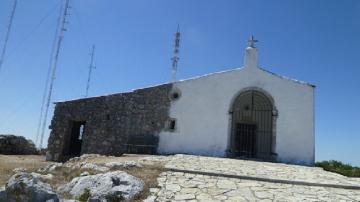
229,89,275,160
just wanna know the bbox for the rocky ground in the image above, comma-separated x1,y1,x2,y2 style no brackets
0,155,50,186
0,154,360,201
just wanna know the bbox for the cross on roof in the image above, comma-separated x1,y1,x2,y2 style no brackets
248,35,258,48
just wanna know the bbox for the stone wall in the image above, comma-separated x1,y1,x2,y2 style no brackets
46,83,173,162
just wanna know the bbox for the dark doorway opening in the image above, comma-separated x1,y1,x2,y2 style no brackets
230,90,274,160
235,123,257,157
68,121,86,157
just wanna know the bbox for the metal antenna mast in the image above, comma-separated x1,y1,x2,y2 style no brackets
171,25,181,82
0,0,18,74
35,1,64,147
39,0,70,149
85,45,96,97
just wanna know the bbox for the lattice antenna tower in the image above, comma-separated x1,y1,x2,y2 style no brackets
85,45,96,97
39,0,71,149
0,0,18,74
171,25,181,82
35,1,64,147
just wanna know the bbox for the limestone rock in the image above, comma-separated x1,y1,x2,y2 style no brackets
4,172,59,202
13,167,27,173
79,162,109,172
80,171,90,177
58,171,144,201
0,186,6,201
143,195,156,202
31,172,54,181
65,162,110,172
67,154,102,163
104,161,142,169
0,134,38,155
38,163,63,173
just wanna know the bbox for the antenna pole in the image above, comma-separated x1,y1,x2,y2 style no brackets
39,0,70,149
0,0,18,74
35,1,64,147
171,25,181,82
85,45,96,97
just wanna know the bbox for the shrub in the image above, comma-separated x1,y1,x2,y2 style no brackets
0,134,38,155
106,194,125,202
78,188,91,202
316,160,360,177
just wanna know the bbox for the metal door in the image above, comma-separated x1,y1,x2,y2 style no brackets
231,90,273,159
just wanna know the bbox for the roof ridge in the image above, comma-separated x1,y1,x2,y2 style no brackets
55,66,315,103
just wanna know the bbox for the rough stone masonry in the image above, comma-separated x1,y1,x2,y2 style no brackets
47,83,173,162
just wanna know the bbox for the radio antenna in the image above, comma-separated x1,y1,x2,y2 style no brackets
39,0,71,149
171,25,181,82
0,0,18,74
85,45,96,97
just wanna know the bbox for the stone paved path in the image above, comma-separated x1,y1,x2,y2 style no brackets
165,155,360,187
145,155,360,201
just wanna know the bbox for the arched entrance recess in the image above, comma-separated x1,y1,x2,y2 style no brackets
229,89,276,160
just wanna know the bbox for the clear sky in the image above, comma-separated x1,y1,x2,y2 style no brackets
0,0,359,166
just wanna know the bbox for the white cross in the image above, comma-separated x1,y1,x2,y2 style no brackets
248,35,258,48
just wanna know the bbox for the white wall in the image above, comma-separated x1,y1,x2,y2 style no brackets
158,66,315,165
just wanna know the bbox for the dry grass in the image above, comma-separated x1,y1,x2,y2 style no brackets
0,155,51,186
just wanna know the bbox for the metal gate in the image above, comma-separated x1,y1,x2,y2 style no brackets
231,90,274,160
235,123,257,157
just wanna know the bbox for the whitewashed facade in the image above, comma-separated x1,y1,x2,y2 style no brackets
158,41,315,165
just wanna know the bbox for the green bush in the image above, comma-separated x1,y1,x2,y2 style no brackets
106,194,125,202
315,160,360,177
78,188,91,202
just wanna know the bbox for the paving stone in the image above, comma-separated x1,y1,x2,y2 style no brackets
254,191,273,199
213,195,227,200
149,188,159,193
166,184,181,192
216,179,237,189
174,193,196,200
196,193,212,200
179,188,199,194
227,195,247,201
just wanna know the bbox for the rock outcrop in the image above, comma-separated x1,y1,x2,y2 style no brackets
0,134,38,155
58,171,144,201
0,186,6,201
105,161,142,169
1,172,59,202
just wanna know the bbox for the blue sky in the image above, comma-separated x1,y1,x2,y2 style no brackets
0,0,359,166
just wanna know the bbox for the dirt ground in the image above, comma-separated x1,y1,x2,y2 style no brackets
0,155,51,186
76,154,154,164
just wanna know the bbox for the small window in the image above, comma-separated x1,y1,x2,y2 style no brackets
78,124,85,140
167,118,177,131
170,88,181,101
106,114,111,120
169,120,176,130
172,92,180,99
